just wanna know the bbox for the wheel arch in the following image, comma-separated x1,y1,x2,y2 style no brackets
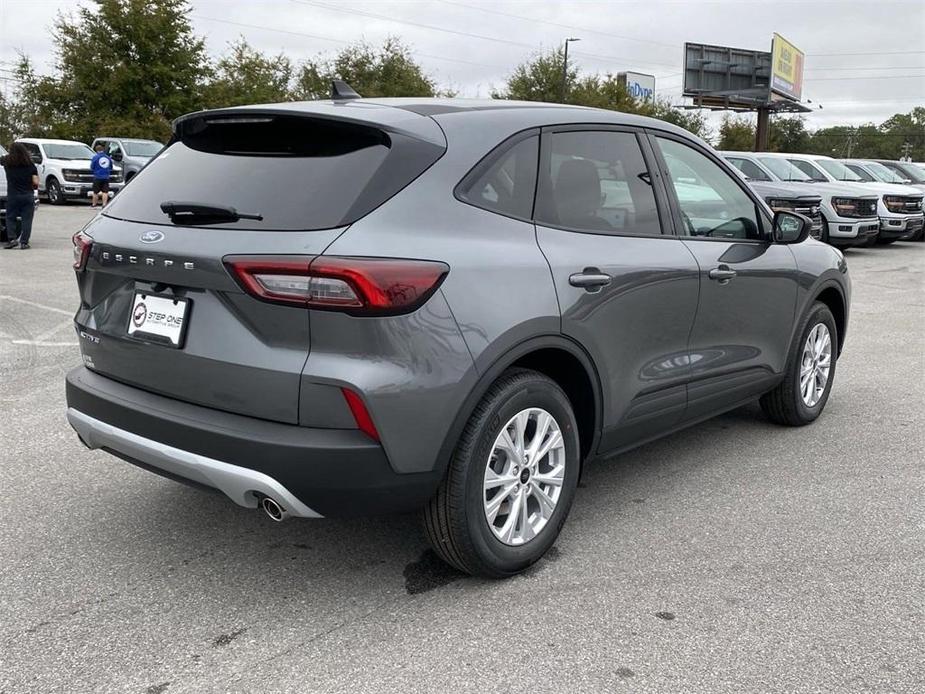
812,281,847,356
434,335,603,477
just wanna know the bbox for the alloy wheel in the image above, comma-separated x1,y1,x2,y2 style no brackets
483,408,566,546
800,323,832,407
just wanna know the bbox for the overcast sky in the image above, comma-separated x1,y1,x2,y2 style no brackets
1,0,923,131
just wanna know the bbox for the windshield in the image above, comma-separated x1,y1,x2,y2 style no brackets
758,157,811,182
45,143,94,160
123,140,164,157
865,161,906,184
816,159,863,182
889,163,925,183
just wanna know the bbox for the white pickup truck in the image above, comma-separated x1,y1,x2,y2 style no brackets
15,138,123,205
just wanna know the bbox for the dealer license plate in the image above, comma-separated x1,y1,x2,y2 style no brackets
127,293,189,347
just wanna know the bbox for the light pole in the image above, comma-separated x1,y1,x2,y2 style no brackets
561,37,580,102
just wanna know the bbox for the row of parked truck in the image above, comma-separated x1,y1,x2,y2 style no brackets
723,152,925,247
2,134,923,251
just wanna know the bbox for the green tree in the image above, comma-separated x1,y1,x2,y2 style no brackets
769,116,810,153
25,0,208,142
203,38,294,108
717,115,755,151
494,48,710,139
492,46,576,103
296,38,440,99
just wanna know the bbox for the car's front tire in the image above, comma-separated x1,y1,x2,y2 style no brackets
424,368,580,578
46,177,64,205
760,301,837,426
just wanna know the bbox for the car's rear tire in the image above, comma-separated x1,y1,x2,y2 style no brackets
760,301,837,426
423,368,581,578
46,177,64,205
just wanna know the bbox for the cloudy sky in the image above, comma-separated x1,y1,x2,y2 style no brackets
1,0,923,131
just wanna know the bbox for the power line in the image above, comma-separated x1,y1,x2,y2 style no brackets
807,50,925,57
433,0,678,49
192,15,509,70
805,73,925,82
289,0,680,69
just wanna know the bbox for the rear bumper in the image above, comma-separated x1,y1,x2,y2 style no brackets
65,366,440,517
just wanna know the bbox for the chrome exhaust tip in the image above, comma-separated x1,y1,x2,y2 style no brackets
260,496,289,522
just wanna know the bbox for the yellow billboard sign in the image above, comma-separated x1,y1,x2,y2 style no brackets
771,33,804,101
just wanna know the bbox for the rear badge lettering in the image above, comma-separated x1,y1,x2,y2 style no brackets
100,249,194,270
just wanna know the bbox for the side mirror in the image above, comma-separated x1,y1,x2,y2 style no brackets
773,210,811,244
111,152,124,162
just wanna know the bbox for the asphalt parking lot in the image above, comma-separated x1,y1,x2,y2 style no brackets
1,204,922,693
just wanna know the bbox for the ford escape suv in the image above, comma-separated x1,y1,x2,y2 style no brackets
66,90,851,577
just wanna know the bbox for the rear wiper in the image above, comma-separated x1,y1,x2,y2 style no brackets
159,201,263,224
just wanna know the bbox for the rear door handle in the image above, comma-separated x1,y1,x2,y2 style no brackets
708,265,737,283
569,268,612,291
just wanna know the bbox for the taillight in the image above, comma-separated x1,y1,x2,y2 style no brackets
341,388,380,441
224,255,449,316
72,231,92,270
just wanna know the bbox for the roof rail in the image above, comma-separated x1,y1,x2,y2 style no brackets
331,80,361,101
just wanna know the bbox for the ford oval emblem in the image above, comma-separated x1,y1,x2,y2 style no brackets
140,230,165,244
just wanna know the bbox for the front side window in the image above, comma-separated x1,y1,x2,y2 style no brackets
107,142,123,156
656,137,764,241
21,143,42,163
727,157,771,182
845,164,876,182
535,130,661,236
457,135,538,220
788,159,829,182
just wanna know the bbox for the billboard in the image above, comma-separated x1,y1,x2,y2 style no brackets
770,33,804,101
682,42,772,108
618,72,655,102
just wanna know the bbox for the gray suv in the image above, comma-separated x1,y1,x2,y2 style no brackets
65,93,851,577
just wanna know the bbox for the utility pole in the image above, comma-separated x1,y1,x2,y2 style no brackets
845,128,857,159
561,37,580,102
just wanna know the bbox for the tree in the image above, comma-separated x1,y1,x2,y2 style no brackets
769,116,809,153
296,38,440,99
203,38,294,108
494,48,710,139
25,0,208,142
717,115,755,151
492,46,576,103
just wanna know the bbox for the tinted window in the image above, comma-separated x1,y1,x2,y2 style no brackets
457,135,538,219
845,164,875,182
536,130,661,236
20,143,42,163
788,159,828,182
656,137,763,241
884,162,925,183
727,157,771,181
104,114,444,231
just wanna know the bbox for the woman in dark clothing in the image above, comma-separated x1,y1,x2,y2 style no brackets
1,142,39,249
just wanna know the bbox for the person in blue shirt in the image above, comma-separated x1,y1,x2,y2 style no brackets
90,143,113,208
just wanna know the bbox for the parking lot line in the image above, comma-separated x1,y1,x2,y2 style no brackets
0,294,74,317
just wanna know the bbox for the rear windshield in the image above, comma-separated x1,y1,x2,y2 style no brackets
103,114,443,230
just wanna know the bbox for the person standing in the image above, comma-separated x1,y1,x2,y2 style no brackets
1,143,39,250
90,142,113,208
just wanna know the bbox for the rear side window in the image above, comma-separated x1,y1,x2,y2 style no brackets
535,130,662,236
103,114,444,230
456,134,538,220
